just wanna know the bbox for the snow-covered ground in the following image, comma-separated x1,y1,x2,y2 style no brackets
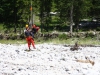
0,43,100,75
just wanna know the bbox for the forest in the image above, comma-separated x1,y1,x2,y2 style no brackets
0,0,100,33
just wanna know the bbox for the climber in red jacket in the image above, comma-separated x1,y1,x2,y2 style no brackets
24,25,36,50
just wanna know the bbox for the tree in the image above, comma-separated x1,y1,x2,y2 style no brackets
0,0,4,23
70,0,74,36
39,0,52,32
0,0,30,33
0,0,99,33
90,0,100,18
54,0,71,25
72,0,92,31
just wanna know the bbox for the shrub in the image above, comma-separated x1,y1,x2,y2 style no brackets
96,27,100,31
0,34,3,39
20,33,25,39
85,31,95,38
58,33,68,40
9,33,17,40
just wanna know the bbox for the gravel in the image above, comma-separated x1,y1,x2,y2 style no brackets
0,43,100,75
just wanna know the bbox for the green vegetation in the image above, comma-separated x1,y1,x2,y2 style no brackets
0,40,26,44
0,0,100,45
0,0,100,32
0,28,100,45
1,37,100,45
44,38,100,45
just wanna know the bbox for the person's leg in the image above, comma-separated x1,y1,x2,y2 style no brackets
26,37,31,50
28,41,31,50
31,38,36,49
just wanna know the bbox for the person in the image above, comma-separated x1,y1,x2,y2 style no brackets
24,24,36,50
32,24,40,35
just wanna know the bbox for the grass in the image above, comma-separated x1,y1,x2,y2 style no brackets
36,37,100,45
0,22,100,45
0,37,100,45
0,39,26,44
0,24,4,33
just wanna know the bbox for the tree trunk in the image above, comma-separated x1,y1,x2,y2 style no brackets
70,2,74,37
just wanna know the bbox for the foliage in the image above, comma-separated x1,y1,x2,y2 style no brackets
0,0,100,32
90,0,100,17
0,39,26,44
58,33,68,40
0,34,3,39
85,31,95,38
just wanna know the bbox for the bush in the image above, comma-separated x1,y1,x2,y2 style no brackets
85,31,95,38
0,34,3,39
58,33,68,40
20,33,25,39
96,27,100,31
10,33,18,40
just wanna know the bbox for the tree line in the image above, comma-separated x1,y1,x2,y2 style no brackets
0,0,100,33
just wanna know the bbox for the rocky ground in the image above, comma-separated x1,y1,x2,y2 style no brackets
0,43,100,75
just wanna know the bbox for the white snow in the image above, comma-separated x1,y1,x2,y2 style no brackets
0,43,100,75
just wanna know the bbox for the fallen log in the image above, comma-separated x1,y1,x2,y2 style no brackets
75,59,95,66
